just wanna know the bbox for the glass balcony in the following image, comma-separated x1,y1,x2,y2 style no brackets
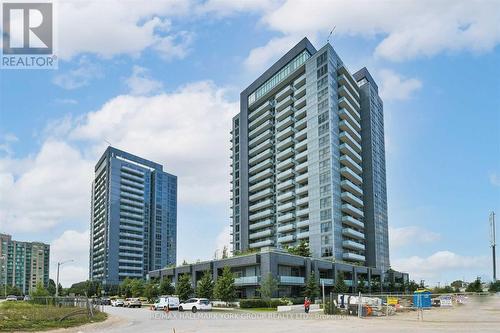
294,95,306,110
249,129,272,147
343,240,365,251
249,119,273,138
340,132,362,153
340,143,362,164
249,101,272,121
249,187,273,201
249,158,273,174
339,108,361,132
249,219,273,230
276,95,294,112
296,185,308,195
249,178,273,192
340,167,362,185
297,231,309,239
276,115,294,132
337,66,359,94
277,223,295,233
277,190,295,202
295,150,308,162
339,119,361,142
277,136,295,151
341,203,364,219
277,168,295,181
338,74,360,100
249,229,273,240
276,104,294,121
295,139,307,152
249,209,274,221
249,139,273,156
338,96,360,121
276,126,295,141
342,215,364,229
277,212,295,223
342,252,366,262
340,179,363,197
277,201,294,212
277,147,295,161
295,128,307,141
294,73,306,89
276,84,294,102
277,157,295,171
249,239,274,248
297,208,309,217
278,234,296,243
295,116,307,130
296,220,309,228
338,85,360,110
320,278,334,286
342,227,365,240
294,84,306,100
280,276,305,284
296,172,308,184
249,198,274,212
296,161,308,173
249,109,273,130
341,191,364,208
249,168,273,183
340,155,362,174
296,196,308,206
234,276,260,285
249,148,273,165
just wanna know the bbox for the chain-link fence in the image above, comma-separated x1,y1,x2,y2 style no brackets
325,292,499,322
28,297,104,319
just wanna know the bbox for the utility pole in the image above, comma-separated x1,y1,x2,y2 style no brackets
56,259,74,297
490,212,497,281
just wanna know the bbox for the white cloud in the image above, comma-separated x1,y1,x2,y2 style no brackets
378,69,422,101
54,98,78,105
241,0,500,67
52,57,102,90
55,0,193,60
214,225,231,259
50,230,90,287
392,251,489,284
389,226,440,251
489,172,500,187
125,66,164,96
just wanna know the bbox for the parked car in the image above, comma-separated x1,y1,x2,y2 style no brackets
124,298,142,308
111,299,125,307
6,295,17,301
178,298,212,313
100,297,111,305
153,295,180,310
23,295,31,301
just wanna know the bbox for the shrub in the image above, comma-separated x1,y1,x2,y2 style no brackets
239,298,288,308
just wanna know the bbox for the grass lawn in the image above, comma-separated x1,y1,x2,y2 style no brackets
237,307,278,312
0,301,107,332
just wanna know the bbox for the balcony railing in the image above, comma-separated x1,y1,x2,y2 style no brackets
341,191,364,208
342,227,365,240
249,239,274,248
234,276,260,285
343,240,365,251
340,179,363,197
340,167,362,185
341,215,364,229
280,276,305,284
341,203,364,219
249,219,273,230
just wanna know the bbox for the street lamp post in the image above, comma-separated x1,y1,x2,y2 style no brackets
56,259,74,297
490,212,497,282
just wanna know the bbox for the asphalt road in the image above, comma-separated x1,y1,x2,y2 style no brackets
64,296,500,333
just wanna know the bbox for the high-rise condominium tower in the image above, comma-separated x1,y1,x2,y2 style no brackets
89,147,177,285
230,38,390,271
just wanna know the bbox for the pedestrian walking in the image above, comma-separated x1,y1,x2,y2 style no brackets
304,297,311,313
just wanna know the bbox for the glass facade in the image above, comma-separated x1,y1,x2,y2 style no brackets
89,147,177,285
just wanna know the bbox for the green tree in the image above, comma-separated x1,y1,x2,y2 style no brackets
130,279,144,297
451,280,464,292
67,281,87,295
408,280,420,293
47,279,56,296
120,278,133,298
196,270,214,299
31,282,49,297
159,278,175,295
286,240,311,257
176,274,193,301
144,281,159,302
222,246,229,259
258,273,278,307
466,278,483,292
214,266,236,303
57,283,64,296
303,272,319,301
334,272,349,294
489,280,500,292
357,276,368,293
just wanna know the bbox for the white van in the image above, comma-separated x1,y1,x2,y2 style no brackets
153,295,180,310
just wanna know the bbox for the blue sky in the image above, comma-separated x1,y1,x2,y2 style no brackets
0,0,499,287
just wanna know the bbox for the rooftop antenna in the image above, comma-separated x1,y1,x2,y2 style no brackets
104,139,113,147
490,211,497,281
326,25,336,44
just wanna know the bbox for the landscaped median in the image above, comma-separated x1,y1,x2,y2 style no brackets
0,300,107,332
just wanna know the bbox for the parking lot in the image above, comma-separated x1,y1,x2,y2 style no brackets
56,295,500,333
